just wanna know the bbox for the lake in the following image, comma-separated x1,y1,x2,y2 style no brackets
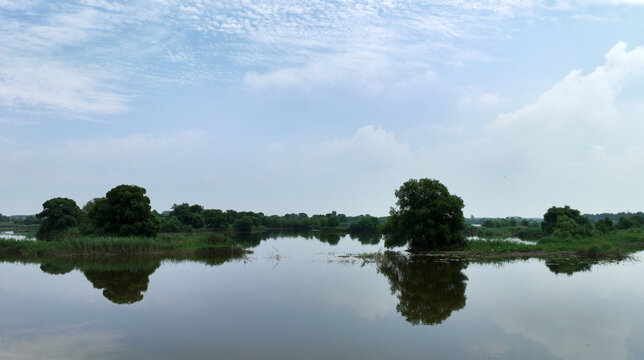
1,232,643,359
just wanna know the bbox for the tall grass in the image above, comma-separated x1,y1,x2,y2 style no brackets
0,232,246,258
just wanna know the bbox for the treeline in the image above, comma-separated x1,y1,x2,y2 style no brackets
0,214,40,225
468,207,644,241
479,217,539,228
27,184,384,241
159,203,383,234
584,212,644,230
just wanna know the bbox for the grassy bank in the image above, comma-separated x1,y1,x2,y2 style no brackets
0,232,249,258
455,228,644,259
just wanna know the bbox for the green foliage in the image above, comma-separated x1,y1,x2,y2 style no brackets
595,217,613,234
551,215,590,239
0,232,245,258
170,203,205,229
348,215,380,233
541,206,591,238
481,217,537,228
87,185,160,237
159,217,182,233
616,215,644,230
203,209,228,230
233,216,254,232
36,197,83,240
383,178,465,250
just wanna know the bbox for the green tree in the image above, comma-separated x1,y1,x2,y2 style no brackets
36,197,83,240
159,216,182,233
595,217,613,234
203,209,228,230
348,215,380,233
382,178,465,250
541,206,591,237
233,216,253,232
87,185,160,237
617,216,638,230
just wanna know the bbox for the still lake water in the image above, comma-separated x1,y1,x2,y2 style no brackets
1,232,643,360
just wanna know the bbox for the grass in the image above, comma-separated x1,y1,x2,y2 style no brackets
457,229,644,259
0,232,250,259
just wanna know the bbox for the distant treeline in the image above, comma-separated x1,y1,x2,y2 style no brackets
468,217,541,228
0,214,40,225
158,203,385,234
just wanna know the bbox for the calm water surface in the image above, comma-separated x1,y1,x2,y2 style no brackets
1,233,643,359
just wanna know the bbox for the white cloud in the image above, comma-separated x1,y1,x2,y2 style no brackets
469,41,644,215
490,41,644,133
0,56,129,114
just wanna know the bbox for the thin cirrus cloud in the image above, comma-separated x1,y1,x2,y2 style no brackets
0,0,574,116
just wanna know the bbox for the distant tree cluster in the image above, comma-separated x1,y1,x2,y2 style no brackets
615,214,644,230
158,204,381,234
481,217,537,228
0,213,10,223
36,185,159,240
348,215,381,233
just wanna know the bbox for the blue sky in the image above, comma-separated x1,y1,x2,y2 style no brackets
2,0,644,217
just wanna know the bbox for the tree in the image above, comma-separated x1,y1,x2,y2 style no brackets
87,185,160,237
541,205,591,237
203,209,228,230
36,197,83,240
348,215,380,233
382,178,465,250
595,217,613,234
233,216,253,232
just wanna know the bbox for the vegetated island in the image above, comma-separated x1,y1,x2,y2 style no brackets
2,180,644,261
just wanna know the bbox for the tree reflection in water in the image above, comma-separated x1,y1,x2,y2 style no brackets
377,252,468,325
545,258,596,276
36,255,239,304
83,263,160,304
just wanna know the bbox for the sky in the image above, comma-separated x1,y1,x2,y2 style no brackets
2,0,644,217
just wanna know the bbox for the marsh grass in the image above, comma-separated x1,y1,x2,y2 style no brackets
0,232,248,258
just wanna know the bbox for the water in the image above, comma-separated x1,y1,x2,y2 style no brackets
0,233,643,359
0,230,33,241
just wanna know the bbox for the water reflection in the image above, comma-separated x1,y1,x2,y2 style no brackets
83,263,160,304
32,255,241,304
545,258,597,275
349,232,381,245
231,230,372,248
377,252,468,325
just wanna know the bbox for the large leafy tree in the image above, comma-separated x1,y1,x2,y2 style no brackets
541,205,591,238
36,197,83,240
383,178,465,250
87,185,160,237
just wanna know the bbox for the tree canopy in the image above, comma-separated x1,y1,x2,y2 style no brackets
541,205,591,238
36,197,83,240
87,185,160,237
383,178,465,250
